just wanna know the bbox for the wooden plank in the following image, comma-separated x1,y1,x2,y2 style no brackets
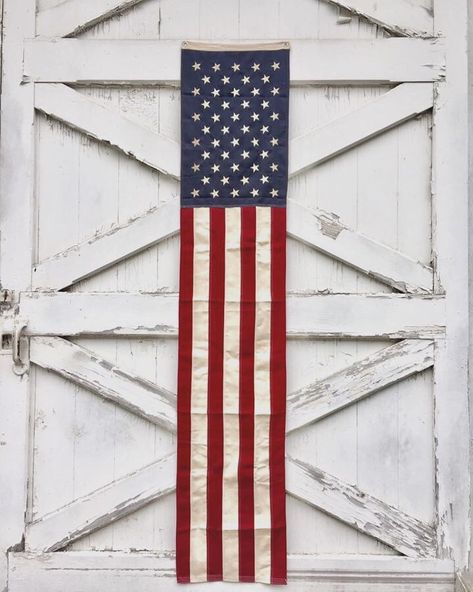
26,448,436,556
34,84,180,179
36,0,147,38
289,83,433,178
25,453,176,552
23,38,445,85
432,0,471,570
286,456,436,558
33,198,432,292
287,339,434,434
16,292,446,339
323,0,434,37
30,336,177,433
0,0,36,589
32,199,179,290
288,200,433,294
29,337,433,438
8,552,455,592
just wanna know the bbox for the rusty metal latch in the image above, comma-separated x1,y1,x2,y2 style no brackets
0,290,30,376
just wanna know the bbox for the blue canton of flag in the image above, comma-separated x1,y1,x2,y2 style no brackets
181,42,290,207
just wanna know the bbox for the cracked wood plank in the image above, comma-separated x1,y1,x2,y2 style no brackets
17,292,446,339
32,198,432,293
286,456,436,558
36,0,148,38
32,199,179,290
323,0,433,37
289,83,433,178
26,451,436,557
287,339,434,433
288,201,433,294
8,552,455,591
35,84,180,179
30,336,177,433
25,452,176,552
23,38,445,84
29,339,432,437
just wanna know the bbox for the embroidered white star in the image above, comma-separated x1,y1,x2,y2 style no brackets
221,126,230,135
211,88,220,97
202,99,210,109
211,138,220,148
261,100,270,109
250,188,259,197
241,100,250,109
270,163,279,172
201,176,210,185
211,113,221,122
270,111,279,121
230,163,240,172
261,74,270,83
191,188,199,197
251,163,259,173
230,188,239,197
270,188,279,197
202,125,210,135
271,61,280,70
221,75,230,84
191,163,200,172
211,164,220,173
241,125,250,134
221,176,230,185
231,138,240,147
251,138,259,147
251,112,260,121
241,75,251,84
212,63,221,72
260,150,269,159
202,151,210,160
270,137,279,146
221,151,230,160
211,189,219,197
231,88,240,97
251,87,260,96
192,113,200,122
241,176,250,185
222,101,230,110
192,62,201,71
202,75,211,84
271,87,280,96
261,125,269,134
251,62,260,71
192,87,200,96
192,138,200,147
261,175,269,184
241,150,250,159
232,63,240,72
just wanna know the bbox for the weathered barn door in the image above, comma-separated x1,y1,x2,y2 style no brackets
0,0,469,590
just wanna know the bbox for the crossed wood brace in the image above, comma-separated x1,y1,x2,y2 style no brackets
20,0,445,562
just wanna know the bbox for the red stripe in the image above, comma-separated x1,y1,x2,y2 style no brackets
270,207,287,584
176,208,194,583
238,207,256,582
207,208,225,580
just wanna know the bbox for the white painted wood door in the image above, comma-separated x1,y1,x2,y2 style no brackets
0,0,469,590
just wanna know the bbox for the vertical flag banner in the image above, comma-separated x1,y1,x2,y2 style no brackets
177,42,289,585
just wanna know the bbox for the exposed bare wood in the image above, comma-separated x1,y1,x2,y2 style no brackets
34,84,180,179
33,197,432,293
286,456,436,558
287,339,434,434
32,199,179,290
25,453,176,552
23,38,445,85
16,292,446,339
30,336,177,433
36,0,148,38
323,0,433,37
288,200,433,294
289,83,433,177
8,552,455,591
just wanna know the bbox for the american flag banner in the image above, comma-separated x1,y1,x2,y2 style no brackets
177,42,289,585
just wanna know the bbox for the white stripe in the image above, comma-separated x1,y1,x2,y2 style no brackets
190,207,210,582
222,207,241,581
254,206,272,583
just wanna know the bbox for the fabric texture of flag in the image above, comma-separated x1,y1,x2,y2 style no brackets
177,41,289,585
